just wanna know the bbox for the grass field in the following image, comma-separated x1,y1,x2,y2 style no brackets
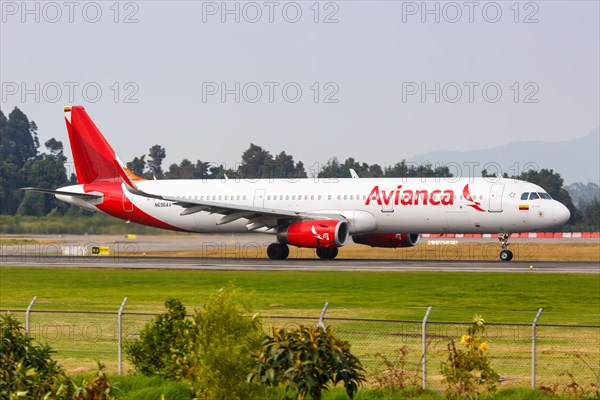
1,267,598,392
1,268,599,324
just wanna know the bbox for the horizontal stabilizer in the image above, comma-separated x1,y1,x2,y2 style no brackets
21,187,103,199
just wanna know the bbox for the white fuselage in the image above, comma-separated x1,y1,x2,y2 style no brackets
58,177,571,235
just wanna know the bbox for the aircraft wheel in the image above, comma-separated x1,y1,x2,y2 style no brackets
316,247,338,260
499,250,513,262
267,243,289,260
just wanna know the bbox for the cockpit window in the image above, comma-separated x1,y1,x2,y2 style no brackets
529,192,540,200
539,192,552,199
521,192,529,200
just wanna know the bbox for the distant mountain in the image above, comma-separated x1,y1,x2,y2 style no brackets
409,128,599,185
564,182,600,207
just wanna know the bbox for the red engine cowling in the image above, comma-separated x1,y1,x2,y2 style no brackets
277,220,349,248
352,233,421,248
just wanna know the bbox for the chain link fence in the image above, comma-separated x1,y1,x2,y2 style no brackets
3,304,599,392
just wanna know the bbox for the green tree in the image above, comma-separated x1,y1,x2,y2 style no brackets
240,143,273,179
147,144,166,179
17,140,69,215
126,155,146,177
0,107,39,168
581,198,600,229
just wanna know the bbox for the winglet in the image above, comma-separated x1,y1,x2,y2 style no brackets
350,169,359,179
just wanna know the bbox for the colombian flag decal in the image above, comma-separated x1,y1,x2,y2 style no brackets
519,204,529,211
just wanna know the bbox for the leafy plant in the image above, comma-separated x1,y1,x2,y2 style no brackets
187,285,265,400
250,324,366,400
441,315,499,399
73,362,117,400
0,313,72,399
125,286,265,399
125,298,196,380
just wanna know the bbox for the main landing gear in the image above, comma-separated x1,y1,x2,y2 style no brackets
498,233,513,261
267,243,289,260
266,244,339,260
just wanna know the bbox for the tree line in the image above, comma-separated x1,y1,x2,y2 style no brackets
1,106,598,228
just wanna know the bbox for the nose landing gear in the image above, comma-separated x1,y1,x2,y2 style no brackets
498,233,513,261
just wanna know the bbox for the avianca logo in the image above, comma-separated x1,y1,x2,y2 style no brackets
463,184,486,212
365,185,454,206
364,184,487,212
311,225,330,240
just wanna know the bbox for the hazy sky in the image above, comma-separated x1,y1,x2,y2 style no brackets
1,1,599,173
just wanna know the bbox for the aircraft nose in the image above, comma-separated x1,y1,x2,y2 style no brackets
554,202,571,225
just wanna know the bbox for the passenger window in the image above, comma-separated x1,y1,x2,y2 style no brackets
529,192,540,200
521,193,529,200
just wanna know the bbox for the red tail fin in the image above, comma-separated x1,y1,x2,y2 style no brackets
65,106,143,184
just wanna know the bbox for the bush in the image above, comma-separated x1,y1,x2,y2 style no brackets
250,324,366,400
125,285,265,400
441,315,500,399
126,298,195,380
0,313,70,399
188,285,265,400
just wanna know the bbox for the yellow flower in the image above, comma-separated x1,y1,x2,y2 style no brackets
479,342,489,352
460,335,471,346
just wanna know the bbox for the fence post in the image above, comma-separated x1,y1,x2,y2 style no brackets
318,301,329,329
532,308,543,389
25,296,37,336
118,297,128,376
422,306,432,389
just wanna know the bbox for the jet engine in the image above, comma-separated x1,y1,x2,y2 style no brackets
277,220,349,248
352,233,421,248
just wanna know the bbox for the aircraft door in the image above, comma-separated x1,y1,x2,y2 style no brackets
488,184,504,212
253,189,266,208
122,192,134,212
381,188,395,213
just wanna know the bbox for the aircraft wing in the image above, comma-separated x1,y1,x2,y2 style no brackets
123,183,344,230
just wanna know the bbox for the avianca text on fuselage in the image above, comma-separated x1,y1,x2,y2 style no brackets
365,185,455,207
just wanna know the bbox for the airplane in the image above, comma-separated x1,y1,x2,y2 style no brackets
24,106,571,261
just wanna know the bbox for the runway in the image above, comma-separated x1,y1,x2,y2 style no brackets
1,255,598,273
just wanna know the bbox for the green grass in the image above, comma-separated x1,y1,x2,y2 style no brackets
0,268,598,324
104,376,597,400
